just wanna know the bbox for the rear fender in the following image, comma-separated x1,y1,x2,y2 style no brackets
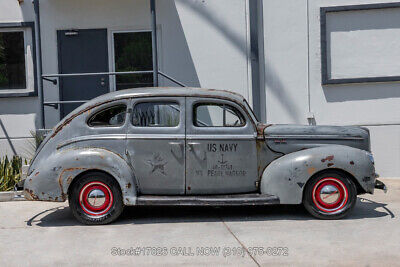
260,145,375,204
24,147,138,205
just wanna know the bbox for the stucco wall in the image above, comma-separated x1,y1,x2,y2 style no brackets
0,0,36,159
263,0,400,177
38,0,251,127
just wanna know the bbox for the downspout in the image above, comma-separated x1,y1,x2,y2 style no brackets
150,0,159,87
33,0,45,129
249,0,263,120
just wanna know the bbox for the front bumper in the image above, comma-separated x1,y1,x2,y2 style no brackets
375,179,387,193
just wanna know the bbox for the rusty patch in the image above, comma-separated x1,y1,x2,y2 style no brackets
126,183,132,189
307,167,316,175
66,176,73,185
256,123,271,139
350,161,355,165
34,171,40,177
24,189,39,200
327,163,334,167
58,167,87,200
321,155,334,162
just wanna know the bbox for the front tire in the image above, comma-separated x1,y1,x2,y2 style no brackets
303,171,357,219
69,172,124,225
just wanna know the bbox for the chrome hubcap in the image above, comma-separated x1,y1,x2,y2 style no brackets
87,189,106,207
319,185,340,204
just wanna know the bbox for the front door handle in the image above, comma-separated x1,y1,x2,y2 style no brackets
188,143,206,160
187,142,200,151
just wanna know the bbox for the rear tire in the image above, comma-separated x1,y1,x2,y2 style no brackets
303,171,357,219
69,172,124,225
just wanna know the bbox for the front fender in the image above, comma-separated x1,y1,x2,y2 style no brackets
24,147,138,205
260,145,376,204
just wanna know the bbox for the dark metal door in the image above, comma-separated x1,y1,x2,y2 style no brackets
57,29,109,118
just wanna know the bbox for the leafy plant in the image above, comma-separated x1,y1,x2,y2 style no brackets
0,156,25,191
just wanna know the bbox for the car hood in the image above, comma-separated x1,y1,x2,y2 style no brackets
263,124,371,154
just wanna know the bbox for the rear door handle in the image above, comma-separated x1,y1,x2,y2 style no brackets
169,142,184,160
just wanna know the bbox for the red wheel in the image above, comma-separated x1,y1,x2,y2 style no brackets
303,171,357,219
69,172,124,225
79,181,114,217
312,178,348,214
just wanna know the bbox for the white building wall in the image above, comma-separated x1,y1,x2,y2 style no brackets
38,0,252,127
0,0,37,159
263,0,400,177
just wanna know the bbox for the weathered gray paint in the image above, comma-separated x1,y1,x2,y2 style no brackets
127,97,186,194
260,145,376,204
24,88,376,206
185,97,258,194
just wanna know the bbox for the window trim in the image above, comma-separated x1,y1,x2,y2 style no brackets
321,3,400,85
0,22,37,97
193,102,247,128
110,29,153,91
86,104,128,128
131,100,181,128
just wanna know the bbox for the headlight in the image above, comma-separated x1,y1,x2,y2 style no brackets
366,152,374,165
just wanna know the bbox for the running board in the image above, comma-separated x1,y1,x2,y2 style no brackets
136,193,280,206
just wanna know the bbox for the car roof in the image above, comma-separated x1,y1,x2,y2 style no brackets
88,87,246,105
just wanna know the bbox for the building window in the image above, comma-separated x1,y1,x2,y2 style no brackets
113,31,153,90
0,31,26,90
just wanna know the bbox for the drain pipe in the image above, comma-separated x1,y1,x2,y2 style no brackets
249,0,263,120
33,0,45,129
150,0,159,87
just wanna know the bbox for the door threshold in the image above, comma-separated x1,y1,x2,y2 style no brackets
136,193,279,206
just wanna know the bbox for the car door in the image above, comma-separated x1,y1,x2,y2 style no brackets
126,97,185,195
185,97,258,195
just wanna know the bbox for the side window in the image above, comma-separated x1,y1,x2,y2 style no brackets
87,104,127,127
194,103,245,127
132,102,180,127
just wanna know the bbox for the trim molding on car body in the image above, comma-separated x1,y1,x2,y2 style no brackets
186,134,256,140
265,135,364,140
57,134,126,149
126,134,185,140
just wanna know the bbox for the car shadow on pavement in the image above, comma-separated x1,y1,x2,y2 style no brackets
26,197,394,227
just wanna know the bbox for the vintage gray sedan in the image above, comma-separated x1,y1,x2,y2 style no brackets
24,88,386,224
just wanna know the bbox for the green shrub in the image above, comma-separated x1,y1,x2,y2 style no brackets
0,156,24,191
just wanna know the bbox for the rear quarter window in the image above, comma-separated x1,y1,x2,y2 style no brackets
87,104,127,127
